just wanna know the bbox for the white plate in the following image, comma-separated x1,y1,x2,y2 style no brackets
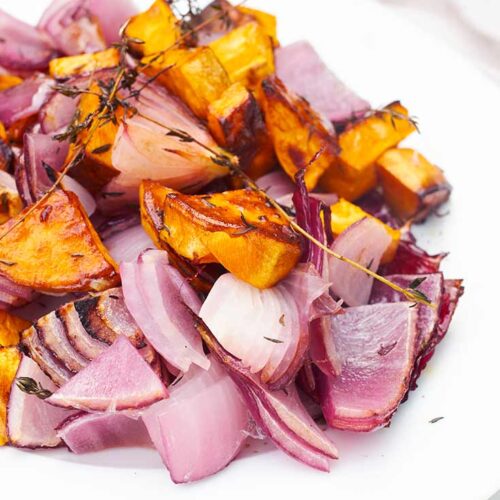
1,1,499,499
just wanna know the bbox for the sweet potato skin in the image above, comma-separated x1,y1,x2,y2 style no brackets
142,47,230,120
259,76,338,190
376,148,451,221
0,310,30,348
320,102,416,200
207,82,275,179
141,181,301,288
330,198,400,263
124,0,181,56
209,22,274,89
49,49,120,79
0,189,118,293
0,347,21,446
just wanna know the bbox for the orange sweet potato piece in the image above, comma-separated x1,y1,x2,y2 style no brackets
0,310,30,348
140,180,301,289
0,189,118,293
0,186,22,224
0,75,23,92
330,198,400,263
376,148,451,222
49,48,120,79
67,82,121,193
124,0,181,56
259,76,338,190
237,6,278,47
320,102,416,201
209,21,274,88
142,46,230,119
207,82,275,179
0,347,21,445
0,122,6,142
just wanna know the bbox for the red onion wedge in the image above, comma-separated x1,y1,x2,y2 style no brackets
328,217,392,306
0,273,35,310
199,264,333,389
61,176,96,216
120,250,209,373
143,357,249,483
0,9,55,71
380,238,447,275
410,278,463,389
317,302,418,431
58,411,152,454
7,355,73,448
47,335,168,412
0,74,53,127
193,315,338,472
23,132,68,200
104,225,153,264
292,170,342,377
38,0,106,55
371,273,444,354
110,84,228,197
275,40,370,125
39,0,137,49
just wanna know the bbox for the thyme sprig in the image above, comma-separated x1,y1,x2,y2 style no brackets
16,377,53,400
365,105,420,133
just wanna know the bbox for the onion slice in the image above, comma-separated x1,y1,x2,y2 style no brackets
317,302,418,431
58,411,152,454
121,250,209,373
328,217,392,306
7,355,73,448
143,357,249,483
0,74,53,127
200,264,332,389
104,225,153,264
0,9,55,71
47,335,168,412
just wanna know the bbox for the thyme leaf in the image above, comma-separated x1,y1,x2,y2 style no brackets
264,337,284,344
91,143,112,155
16,377,53,400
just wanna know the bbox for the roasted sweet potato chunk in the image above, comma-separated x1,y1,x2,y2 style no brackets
0,122,6,142
237,6,278,47
0,310,30,348
124,0,181,56
330,198,400,263
259,76,338,190
193,1,278,46
141,180,301,288
142,46,230,119
377,148,451,222
207,82,275,179
0,75,23,92
320,102,416,201
49,49,120,79
209,22,274,88
67,82,121,193
0,347,21,445
0,189,118,293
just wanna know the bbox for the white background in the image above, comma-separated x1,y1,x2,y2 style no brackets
1,1,499,499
